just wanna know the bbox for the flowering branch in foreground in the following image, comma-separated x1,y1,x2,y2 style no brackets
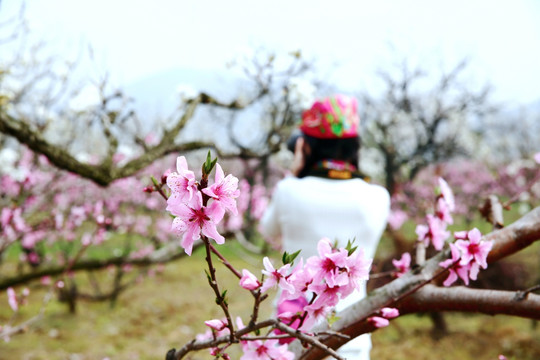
163,155,378,359
163,157,539,360
292,206,540,360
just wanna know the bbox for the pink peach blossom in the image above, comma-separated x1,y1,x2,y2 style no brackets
439,243,472,286
306,238,350,288
455,228,492,270
240,339,294,360
260,257,294,294
239,269,261,290
438,177,455,212
416,214,450,250
167,193,225,256
202,163,240,215
392,252,411,277
166,156,197,203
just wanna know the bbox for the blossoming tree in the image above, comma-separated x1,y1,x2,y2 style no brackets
152,154,540,360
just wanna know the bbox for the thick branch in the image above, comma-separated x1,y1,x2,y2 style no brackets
399,284,540,319
0,112,114,185
485,206,540,262
0,93,249,186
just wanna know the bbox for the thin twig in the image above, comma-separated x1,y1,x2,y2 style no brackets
203,238,235,342
514,284,540,301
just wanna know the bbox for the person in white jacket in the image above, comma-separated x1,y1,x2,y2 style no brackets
260,94,390,360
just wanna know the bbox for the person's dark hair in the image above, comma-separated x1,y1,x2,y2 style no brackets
298,135,361,178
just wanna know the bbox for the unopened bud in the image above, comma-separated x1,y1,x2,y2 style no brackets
161,169,171,185
143,186,154,193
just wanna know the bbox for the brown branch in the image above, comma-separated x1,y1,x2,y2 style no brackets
202,237,235,342
168,318,345,360
0,243,196,290
168,319,275,359
0,112,114,185
399,284,540,319
0,93,249,186
485,206,540,263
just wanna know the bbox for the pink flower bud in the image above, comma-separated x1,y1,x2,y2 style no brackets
368,316,389,328
161,169,171,185
380,307,399,319
143,186,154,193
7,287,18,312
204,319,228,331
239,269,261,290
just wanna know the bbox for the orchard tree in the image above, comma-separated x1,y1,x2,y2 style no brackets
0,8,323,333
151,155,540,360
479,106,540,163
359,59,495,195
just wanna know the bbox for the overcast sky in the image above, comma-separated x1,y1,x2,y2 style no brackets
1,0,540,104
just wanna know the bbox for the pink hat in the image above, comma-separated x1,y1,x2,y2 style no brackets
299,94,360,139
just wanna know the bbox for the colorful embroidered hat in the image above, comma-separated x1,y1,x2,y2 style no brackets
299,94,360,139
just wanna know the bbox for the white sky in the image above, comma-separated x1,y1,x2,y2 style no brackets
1,0,540,104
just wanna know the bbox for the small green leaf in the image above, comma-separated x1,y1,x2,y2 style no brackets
345,238,358,256
150,175,160,187
204,269,212,284
282,249,302,265
202,150,218,176
327,311,340,328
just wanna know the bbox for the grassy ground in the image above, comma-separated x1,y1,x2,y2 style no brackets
1,241,539,360
1,211,539,360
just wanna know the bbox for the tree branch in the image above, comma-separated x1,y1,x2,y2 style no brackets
0,93,251,186
0,242,198,290
399,284,540,319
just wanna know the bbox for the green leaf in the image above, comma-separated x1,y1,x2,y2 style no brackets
282,249,302,265
204,269,212,284
202,150,218,176
346,238,358,256
327,311,340,328
150,175,160,187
